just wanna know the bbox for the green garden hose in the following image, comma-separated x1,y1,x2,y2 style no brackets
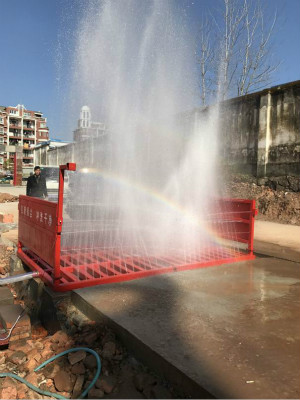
0,347,101,399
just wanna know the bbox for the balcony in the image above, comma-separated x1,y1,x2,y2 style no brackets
10,117,20,123
23,136,35,141
23,126,34,131
23,113,33,118
9,124,21,130
9,128,21,134
9,132,21,136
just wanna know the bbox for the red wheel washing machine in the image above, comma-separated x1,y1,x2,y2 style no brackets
17,163,257,292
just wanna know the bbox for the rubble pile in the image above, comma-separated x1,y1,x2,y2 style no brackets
0,282,176,400
0,322,175,399
0,245,14,277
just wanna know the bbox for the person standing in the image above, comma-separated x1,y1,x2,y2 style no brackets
26,166,48,199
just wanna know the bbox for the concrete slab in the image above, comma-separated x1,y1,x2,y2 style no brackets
254,240,300,263
73,256,300,399
254,220,300,262
0,287,14,305
0,304,31,343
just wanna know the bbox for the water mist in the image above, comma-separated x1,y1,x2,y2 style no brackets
62,0,221,263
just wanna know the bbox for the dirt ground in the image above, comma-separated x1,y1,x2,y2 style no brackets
220,173,300,226
0,244,183,399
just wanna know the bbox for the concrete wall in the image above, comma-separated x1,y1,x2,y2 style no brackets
219,93,260,175
35,80,300,186
35,136,110,171
217,80,300,178
267,84,300,176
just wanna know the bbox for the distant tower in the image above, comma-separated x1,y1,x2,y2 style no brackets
78,105,91,128
73,105,106,142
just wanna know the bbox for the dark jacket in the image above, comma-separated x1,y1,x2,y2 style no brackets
26,174,48,198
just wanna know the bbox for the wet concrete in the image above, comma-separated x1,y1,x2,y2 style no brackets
73,256,300,399
254,220,300,262
254,240,300,263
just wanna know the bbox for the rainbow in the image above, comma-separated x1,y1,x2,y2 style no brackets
77,167,237,251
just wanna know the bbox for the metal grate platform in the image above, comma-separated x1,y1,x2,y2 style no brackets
20,245,254,291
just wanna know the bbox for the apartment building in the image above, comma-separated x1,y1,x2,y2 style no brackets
0,104,49,175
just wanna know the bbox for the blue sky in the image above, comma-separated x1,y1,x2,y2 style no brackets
0,0,299,140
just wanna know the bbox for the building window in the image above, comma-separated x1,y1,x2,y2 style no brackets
0,138,4,144
0,117,4,124
0,127,4,134
9,110,17,115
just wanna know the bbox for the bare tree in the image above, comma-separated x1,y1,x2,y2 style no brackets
196,18,215,106
218,0,247,99
197,0,279,102
237,2,279,95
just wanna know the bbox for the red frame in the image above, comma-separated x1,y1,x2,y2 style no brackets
18,163,257,292
13,153,17,186
18,163,76,288
209,198,257,255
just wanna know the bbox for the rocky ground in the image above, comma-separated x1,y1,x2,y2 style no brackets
220,173,300,226
0,245,181,400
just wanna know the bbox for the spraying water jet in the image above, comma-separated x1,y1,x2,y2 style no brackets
15,1,258,291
